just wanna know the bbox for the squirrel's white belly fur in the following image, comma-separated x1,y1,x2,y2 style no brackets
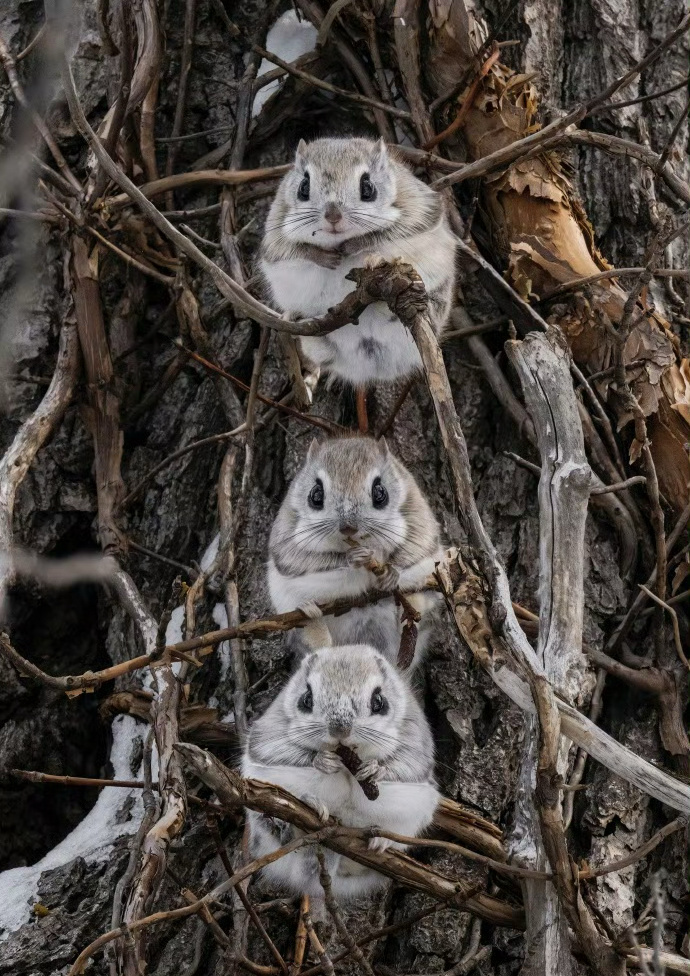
261,226,455,385
242,757,438,899
267,553,442,667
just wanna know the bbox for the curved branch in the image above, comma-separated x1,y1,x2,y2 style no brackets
0,319,80,605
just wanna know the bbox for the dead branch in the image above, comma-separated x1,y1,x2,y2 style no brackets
506,328,621,976
315,848,376,976
0,587,434,692
71,235,127,554
175,742,521,928
0,318,80,605
68,828,332,975
105,166,290,208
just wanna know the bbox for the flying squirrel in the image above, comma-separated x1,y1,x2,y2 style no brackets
242,644,439,900
260,136,456,388
267,435,443,670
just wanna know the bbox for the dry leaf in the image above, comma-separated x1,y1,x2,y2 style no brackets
671,559,689,595
628,438,644,465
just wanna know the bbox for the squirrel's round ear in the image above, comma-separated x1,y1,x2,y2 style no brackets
295,138,308,169
370,137,389,170
378,436,391,458
306,437,320,462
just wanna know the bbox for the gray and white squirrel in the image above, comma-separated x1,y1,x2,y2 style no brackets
267,435,443,670
259,136,456,387
242,644,439,900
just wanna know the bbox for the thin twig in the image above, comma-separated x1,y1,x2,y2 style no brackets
315,848,376,976
303,911,335,976
638,584,690,670
579,817,687,879
655,93,690,173
68,831,332,975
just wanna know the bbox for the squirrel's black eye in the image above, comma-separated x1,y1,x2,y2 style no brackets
360,173,376,201
298,685,314,712
371,477,388,509
308,478,324,509
297,172,310,201
370,687,388,715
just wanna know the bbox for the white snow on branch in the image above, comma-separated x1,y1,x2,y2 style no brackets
200,533,220,572
0,715,144,939
252,11,317,117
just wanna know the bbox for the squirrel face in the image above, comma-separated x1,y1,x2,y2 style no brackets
283,436,408,557
278,137,400,247
283,645,405,755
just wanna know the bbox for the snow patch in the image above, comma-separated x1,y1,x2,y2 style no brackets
165,605,186,645
252,11,317,117
0,715,144,939
200,533,220,572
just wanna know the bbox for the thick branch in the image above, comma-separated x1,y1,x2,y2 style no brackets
176,743,522,928
508,330,620,976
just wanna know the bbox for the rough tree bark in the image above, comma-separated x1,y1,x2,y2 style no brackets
0,0,687,975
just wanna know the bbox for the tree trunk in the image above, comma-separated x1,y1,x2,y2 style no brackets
0,1,687,975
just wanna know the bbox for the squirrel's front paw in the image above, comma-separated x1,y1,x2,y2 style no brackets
368,834,394,853
317,250,342,270
299,792,330,823
355,758,381,782
298,599,323,620
346,545,374,568
313,749,344,775
375,564,400,591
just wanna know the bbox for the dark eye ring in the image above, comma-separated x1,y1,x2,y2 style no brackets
298,685,314,712
309,478,324,509
360,173,376,201
370,687,387,714
297,172,310,201
371,477,388,509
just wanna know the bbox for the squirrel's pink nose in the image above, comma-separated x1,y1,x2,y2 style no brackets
324,203,343,227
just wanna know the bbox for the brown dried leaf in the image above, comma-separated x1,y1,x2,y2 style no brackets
671,559,689,595
662,358,690,425
629,438,644,465
504,168,565,203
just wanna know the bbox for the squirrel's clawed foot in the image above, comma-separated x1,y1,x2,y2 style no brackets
368,834,395,853
355,758,381,782
313,249,342,270
375,564,400,591
298,599,323,620
299,791,330,823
